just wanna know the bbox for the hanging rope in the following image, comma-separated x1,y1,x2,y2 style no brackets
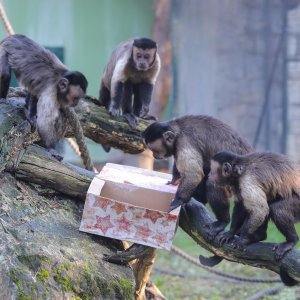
0,1,14,36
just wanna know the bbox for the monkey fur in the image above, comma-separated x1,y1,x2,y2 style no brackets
208,151,300,286
99,37,160,129
142,115,253,240
0,34,88,160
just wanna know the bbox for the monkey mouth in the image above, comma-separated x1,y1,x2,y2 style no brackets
137,65,148,71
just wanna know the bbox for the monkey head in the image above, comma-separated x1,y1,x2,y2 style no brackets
208,151,244,187
132,38,157,71
142,121,176,159
58,71,88,107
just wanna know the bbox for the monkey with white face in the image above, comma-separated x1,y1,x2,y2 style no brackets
0,34,88,159
99,37,160,129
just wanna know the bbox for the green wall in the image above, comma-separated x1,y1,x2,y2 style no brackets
2,0,154,97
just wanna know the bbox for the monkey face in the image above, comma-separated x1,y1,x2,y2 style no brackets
60,84,86,107
208,160,231,187
132,46,156,71
146,139,171,160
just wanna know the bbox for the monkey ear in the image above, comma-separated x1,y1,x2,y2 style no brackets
162,131,175,145
234,165,244,176
58,78,69,93
222,162,232,177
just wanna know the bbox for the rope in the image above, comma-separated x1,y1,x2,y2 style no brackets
64,108,97,172
246,284,285,300
171,245,281,283
0,1,14,36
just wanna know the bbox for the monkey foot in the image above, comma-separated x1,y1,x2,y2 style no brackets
230,237,250,251
123,113,137,129
206,221,227,242
108,106,120,117
217,231,235,246
273,242,295,261
168,198,184,212
140,114,157,121
48,148,63,161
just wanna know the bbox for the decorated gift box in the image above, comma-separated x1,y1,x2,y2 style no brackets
79,163,180,250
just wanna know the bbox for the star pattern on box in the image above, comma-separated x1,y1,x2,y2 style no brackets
143,210,164,224
112,202,127,215
153,232,168,245
94,215,113,234
93,197,111,210
134,223,152,239
115,215,131,232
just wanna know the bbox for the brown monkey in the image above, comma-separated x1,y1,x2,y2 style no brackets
0,34,88,159
142,115,253,240
208,151,300,265
99,37,160,129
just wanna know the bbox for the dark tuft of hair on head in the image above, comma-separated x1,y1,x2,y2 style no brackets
142,122,169,144
64,71,88,93
212,151,239,164
133,38,157,50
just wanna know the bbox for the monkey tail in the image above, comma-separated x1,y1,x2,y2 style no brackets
0,2,15,36
64,107,97,172
279,266,299,286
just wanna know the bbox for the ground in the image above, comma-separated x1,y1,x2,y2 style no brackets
152,225,300,300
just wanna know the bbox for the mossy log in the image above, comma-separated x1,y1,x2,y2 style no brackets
1,92,300,287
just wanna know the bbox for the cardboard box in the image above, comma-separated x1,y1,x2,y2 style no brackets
79,163,180,250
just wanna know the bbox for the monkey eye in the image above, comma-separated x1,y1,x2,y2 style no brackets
144,54,150,59
136,53,142,59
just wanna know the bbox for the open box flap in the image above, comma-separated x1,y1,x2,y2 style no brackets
88,176,180,214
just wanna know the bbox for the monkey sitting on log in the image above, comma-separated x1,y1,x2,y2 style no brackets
142,115,253,240
207,151,300,285
99,37,160,129
0,34,88,160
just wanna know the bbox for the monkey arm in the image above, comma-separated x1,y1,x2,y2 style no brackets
167,162,180,185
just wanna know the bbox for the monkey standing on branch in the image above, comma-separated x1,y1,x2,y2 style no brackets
208,151,300,286
99,37,160,129
0,34,88,160
142,115,253,239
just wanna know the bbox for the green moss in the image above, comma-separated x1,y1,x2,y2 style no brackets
95,275,111,297
17,254,50,272
53,268,73,292
10,269,35,300
36,267,49,284
112,277,133,300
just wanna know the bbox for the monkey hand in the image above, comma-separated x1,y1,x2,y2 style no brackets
217,230,235,246
273,242,295,261
166,177,180,186
168,198,184,212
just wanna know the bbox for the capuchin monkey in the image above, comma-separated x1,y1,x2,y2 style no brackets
208,151,300,286
0,34,88,159
99,37,160,129
142,115,253,240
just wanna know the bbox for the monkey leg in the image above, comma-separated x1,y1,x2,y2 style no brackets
99,83,111,109
133,82,153,118
0,53,11,98
218,202,247,246
206,183,230,241
109,81,123,117
24,94,38,132
269,200,299,260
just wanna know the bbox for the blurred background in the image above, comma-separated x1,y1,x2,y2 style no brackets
2,0,300,298
4,0,300,168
